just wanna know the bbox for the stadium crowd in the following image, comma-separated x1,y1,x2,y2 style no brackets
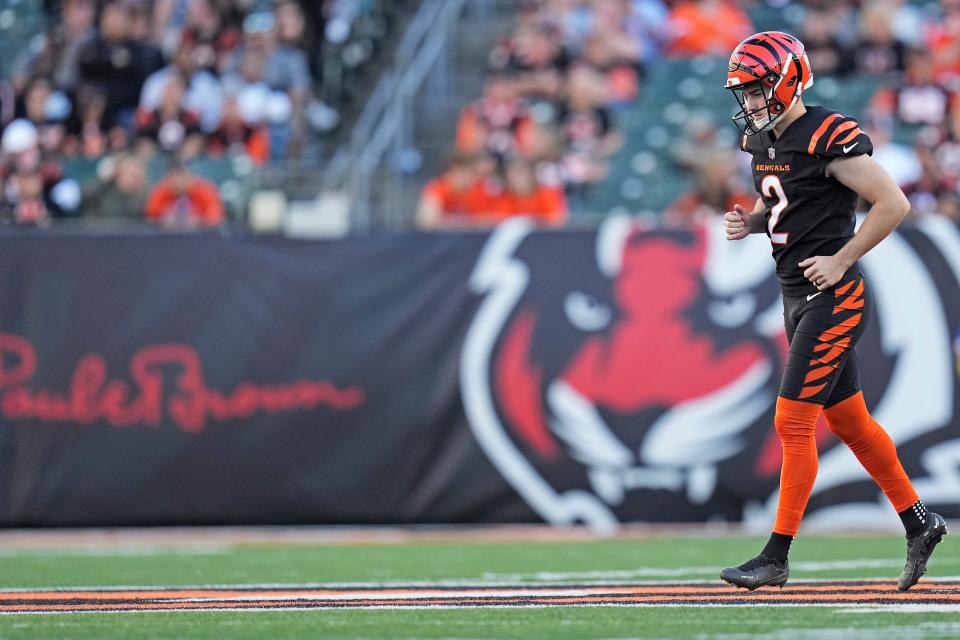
418,0,960,229
0,0,372,227
0,0,957,229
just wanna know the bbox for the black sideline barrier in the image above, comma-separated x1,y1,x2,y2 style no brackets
1,218,958,530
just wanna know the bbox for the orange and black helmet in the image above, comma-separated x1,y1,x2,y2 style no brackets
725,31,813,135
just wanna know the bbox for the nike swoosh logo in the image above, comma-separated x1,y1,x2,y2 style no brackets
807,291,822,301
843,141,860,153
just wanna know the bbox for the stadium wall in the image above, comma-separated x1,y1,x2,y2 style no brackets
0,217,958,531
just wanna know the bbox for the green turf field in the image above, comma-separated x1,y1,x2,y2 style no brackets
1,530,958,639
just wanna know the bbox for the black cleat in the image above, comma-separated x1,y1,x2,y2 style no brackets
720,554,789,591
898,512,948,591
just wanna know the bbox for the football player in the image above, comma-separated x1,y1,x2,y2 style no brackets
720,31,947,591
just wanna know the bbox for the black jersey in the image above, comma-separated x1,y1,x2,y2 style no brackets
742,105,873,296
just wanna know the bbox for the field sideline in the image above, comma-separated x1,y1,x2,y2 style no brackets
0,525,958,639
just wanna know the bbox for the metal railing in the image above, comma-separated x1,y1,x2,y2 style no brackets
323,0,466,231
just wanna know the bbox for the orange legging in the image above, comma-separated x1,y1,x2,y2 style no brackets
772,393,919,536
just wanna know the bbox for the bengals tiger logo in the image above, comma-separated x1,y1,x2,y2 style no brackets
460,217,959,532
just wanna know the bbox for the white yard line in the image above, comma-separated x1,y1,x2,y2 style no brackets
0,554,927,575
7,603,960,615
840,605,960,613
166,588,616,602
480,559,942,581
0,545,233,558
3,575,960,593
682,622,960,640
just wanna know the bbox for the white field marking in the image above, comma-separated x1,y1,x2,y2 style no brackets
0,545,233,558
0,554,912,573
480,559,921,581
5,576,960,593
699,622,960,640
166,588,612,602
147,579,960,603
7,603,960,615
841,606,960,613
790,559,906,571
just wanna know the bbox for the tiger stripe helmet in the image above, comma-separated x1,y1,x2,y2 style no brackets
725,31,813,135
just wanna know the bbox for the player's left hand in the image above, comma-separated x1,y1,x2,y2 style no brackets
799,255,848,290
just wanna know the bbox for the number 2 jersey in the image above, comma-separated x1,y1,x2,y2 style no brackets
741,105,873,296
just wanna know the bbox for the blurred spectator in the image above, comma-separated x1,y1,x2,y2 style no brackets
866,116,923,189
77,1,163,130
871,49,960,132
275,0,315,52
0,119,80,225
490,23,570,102
62,83,110,157
800,9,853,76
544,0,593,51
80,152,150,218
519,122,566,187
145,160,224,227
416,153,487,229
225,10,312,159
516,0,551,32
418,154,566,229
888,0,924,49
152,0,180,54
664,150,752,228
580,34,640,105
140,36,224,133
578,0,649,103
19,76,69,155
134,71,204,156
630,0,670,62
294,0,328,81
925,0,960,84
221,49,273,118
904,126,960,221
128,1,154,43
12,0,96,93
549,0,665,60
178,0,243,72
665,0,752,58
207,92,270,166
491,156,567,226
852,0,906,76
456,69,536,157
559,65,622,186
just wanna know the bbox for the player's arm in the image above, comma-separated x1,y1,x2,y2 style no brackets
827,154,910,264
745,198,768,234
800,154,910,289
724,197,766,240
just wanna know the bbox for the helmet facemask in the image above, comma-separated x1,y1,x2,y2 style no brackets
729,75,788,136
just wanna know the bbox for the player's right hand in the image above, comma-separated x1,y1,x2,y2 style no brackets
724,204,751,241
